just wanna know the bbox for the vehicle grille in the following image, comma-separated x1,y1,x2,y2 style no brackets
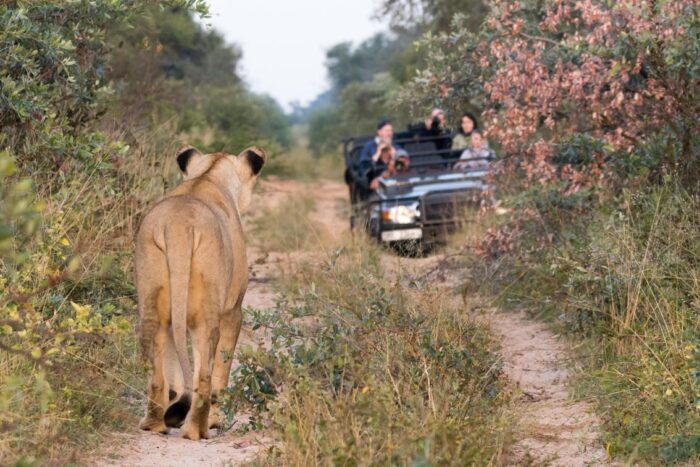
422,190,481,223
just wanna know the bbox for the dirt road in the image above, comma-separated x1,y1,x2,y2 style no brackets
94,178,607,466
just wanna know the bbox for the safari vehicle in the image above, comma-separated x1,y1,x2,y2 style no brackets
343,133,493,251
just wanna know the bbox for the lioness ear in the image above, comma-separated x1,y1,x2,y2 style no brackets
238,146,266,176
176,146,202,175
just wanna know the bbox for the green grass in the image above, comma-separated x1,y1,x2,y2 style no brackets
462,184,700,464
0,127,181,463
225,242,511,465
263,125,342,182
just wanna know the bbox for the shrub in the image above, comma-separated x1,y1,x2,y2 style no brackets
225,244,510,465
473,184,700,463
0,129,183,462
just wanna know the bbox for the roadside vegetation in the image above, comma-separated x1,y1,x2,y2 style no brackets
0,2,292,463
249,194,320,253
263,126,339,181
228,242,510,465
459,185,700,463
379,0,700,463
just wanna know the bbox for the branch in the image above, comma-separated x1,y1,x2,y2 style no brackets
518,32,559,47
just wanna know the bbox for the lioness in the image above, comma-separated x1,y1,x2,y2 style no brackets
135,145,265,440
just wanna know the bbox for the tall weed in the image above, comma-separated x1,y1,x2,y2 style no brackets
473,184,700,463
226,244,510,465
0,129,180,463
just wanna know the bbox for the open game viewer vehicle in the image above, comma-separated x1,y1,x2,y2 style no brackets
343,134,494,253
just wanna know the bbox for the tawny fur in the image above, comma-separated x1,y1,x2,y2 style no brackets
135,146,265,440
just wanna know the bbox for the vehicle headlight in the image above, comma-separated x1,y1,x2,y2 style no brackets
382,203,420,224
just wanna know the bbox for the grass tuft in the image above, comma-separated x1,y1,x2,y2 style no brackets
463,183,700,464
226,242,511,465
0,128,181,463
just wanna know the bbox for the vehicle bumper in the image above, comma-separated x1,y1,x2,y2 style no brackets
380,228,423,242
379,221,458,243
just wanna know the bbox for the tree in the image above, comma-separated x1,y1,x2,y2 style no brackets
402,0,700,192
107,6,291,152
379,0,488,32
0,1,208,171
326,33,413,91
305,32,417,155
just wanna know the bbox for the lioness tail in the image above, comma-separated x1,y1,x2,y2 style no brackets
163,225,194,421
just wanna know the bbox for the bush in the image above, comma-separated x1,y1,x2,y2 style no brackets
0,133,182,462
473,184,700,463
225,244,510,465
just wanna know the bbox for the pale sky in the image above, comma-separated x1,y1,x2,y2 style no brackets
202,0,386,110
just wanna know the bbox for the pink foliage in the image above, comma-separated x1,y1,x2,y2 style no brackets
467,0,699,190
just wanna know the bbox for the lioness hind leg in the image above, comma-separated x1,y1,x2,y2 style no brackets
180,323,215,440
139,324,170,434
209,305,243,429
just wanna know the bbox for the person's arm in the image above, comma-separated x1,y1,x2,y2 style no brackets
372,144,385,163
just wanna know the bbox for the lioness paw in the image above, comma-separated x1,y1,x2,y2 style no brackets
208,407,224,429
179,422,209,441
139,417,169,435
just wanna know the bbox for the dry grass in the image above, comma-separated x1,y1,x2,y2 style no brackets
461,185,700,464
0,126,182,463
248,192,336,254
228,239,511,466
263,125,341,182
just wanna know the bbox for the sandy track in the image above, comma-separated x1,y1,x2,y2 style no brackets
400,263,609,465
94,178,607,466
487,310,608,466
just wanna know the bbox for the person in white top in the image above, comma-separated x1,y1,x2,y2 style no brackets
454,130,493,171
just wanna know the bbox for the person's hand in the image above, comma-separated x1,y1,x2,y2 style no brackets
424,117,433,129
370,177,380,190
374,143,388,161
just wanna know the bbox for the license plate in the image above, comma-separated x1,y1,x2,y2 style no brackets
381,228,423,242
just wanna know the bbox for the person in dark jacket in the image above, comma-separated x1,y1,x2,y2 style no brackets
407,108,452,150
359,119,398,165
357,120,399,192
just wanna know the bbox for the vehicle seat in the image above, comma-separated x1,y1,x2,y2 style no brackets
404,141,437,155
410,154,447,169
